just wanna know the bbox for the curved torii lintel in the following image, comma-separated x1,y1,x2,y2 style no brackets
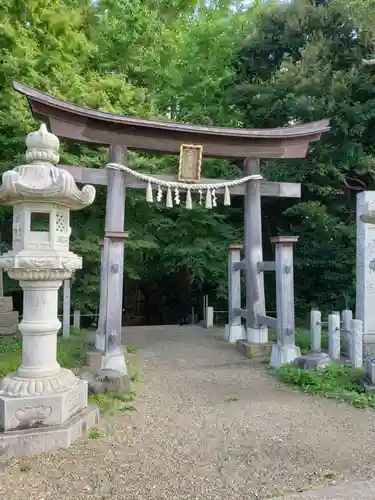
13,81,330,160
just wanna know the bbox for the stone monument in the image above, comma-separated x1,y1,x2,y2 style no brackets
356,192,375,357
0,123,98,457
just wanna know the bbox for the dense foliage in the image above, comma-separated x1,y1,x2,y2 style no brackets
0,0,374,323
233,0,375,313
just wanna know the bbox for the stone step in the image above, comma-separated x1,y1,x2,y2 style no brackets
0,297,13,313
0,311,19,327
236,339,273,361
0,324,18,336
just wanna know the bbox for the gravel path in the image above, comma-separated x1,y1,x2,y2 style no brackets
1,325,375,499
272,478,375,499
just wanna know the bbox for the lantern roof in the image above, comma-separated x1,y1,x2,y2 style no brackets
0,123,95,210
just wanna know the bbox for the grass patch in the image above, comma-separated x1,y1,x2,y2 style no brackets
88,427,103,440
125,344,139,354
87,344,141,415
56,330,89,369
0,336,22,377
275,363,375,409
118,404,136,413
226,395,240,402
89,391,136,414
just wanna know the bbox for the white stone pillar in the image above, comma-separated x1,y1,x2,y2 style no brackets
310,309,322,353
205,306,214,328
63,279,71,339
351,319,363,368
73,309,80,329
356,191,375,357
328,312,341,360
341,309,353,358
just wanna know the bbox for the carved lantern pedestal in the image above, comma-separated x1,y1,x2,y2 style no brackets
0,124,98,457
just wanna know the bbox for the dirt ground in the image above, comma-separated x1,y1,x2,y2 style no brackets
1,325,375,500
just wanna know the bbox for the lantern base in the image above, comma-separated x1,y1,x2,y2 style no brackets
0,404,98,459
0,375,88,432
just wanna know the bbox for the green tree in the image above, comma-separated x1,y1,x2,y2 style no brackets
83,0,267,320
0,0,153,165
0,0,281,323
232,0,375,313
90,0,262,126
0,0,253,321
0,0,153,312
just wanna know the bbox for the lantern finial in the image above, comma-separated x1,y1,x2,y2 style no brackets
25,122,60,164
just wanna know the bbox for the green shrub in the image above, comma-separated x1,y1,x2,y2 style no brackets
276,364,375,409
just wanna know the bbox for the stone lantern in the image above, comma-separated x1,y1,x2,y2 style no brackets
0,124,98,457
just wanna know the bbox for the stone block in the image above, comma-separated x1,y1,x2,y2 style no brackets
247,326,268,344
0,379,87,432
0,297,13,314
0,311,19,327
79,369,130,394
365,356,375,385
270,344,301,368
0,325,18,336
0,405,99,459
293,352,332,371
236,340,272,361
363,336,375,358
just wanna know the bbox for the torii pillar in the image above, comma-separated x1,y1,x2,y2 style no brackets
99,146,128,376
244,157,268,344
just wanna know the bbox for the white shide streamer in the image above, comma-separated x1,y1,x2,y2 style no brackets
106,162,262,209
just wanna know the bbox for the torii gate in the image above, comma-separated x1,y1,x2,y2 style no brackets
13,81,330,374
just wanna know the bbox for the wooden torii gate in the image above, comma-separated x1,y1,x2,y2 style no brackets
13,81,330,374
